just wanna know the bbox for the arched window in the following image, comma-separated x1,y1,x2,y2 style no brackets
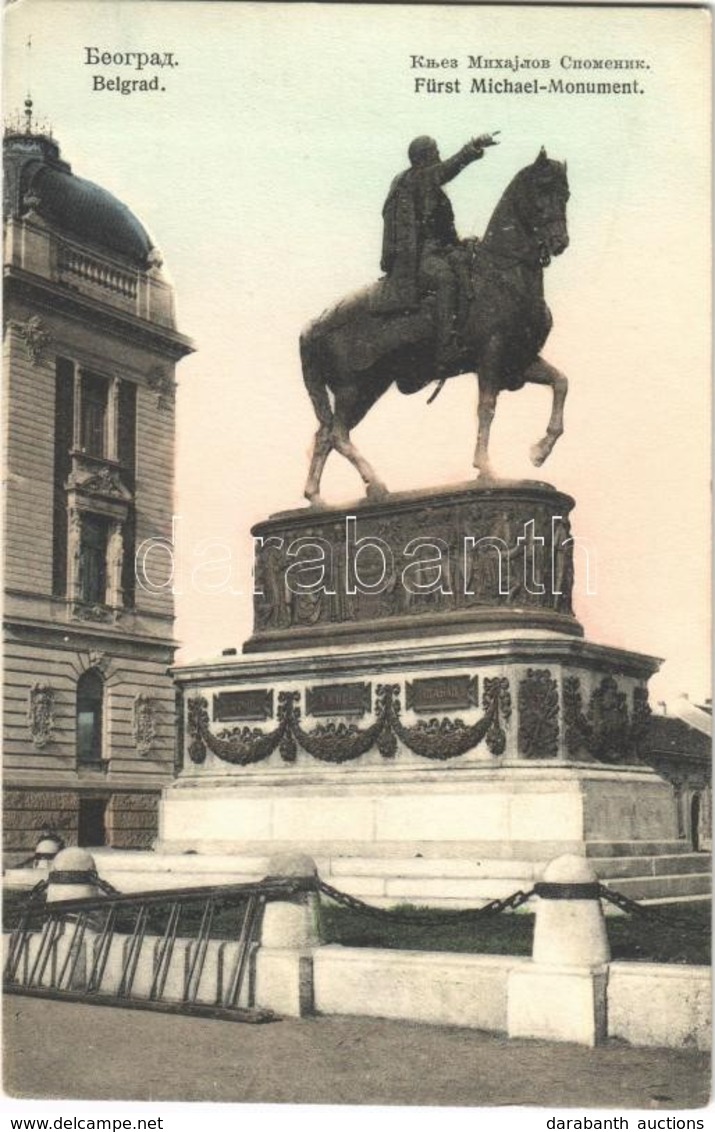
76,669,104,766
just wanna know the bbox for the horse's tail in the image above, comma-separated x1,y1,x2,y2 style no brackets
300,325,333,428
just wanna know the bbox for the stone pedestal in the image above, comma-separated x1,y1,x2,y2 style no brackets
167,481,676,901
247,479,582,652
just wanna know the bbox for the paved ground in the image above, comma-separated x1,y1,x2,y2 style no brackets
3,997,710,1108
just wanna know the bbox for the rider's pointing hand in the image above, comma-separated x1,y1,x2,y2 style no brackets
474,132,500,149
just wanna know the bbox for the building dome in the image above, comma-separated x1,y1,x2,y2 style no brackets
4,130,154,268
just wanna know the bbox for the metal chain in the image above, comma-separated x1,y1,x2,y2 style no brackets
94,873,121,896
320,877,707,934
598,884,709,932
12,871,707,935
26,878,49,903
317,878,535,925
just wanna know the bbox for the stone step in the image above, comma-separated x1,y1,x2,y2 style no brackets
602,873,711,902
585,841,696,858
7,849,709,908
589,853,710,880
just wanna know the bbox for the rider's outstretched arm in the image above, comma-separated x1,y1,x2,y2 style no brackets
437,142,484,185
437,133,499,185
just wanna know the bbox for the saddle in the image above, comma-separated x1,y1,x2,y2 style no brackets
310,240,477,384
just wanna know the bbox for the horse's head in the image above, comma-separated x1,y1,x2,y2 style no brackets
513,148,570,266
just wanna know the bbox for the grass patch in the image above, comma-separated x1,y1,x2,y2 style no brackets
318,900,711,966
3,890,710,966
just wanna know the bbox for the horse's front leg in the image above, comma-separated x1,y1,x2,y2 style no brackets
304,424,333,507
331,420,389,500
523,356,568,467
473,377,499,478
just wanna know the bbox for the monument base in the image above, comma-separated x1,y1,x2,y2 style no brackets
164,482,705,907
158,762,701,905
164,626,706,905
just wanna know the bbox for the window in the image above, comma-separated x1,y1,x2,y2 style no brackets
76,668,104,766
79,514,109,605
80,373,108,457
52,359,137,605
78,798,107,847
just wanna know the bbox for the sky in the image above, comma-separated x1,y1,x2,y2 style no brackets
3,0,711,707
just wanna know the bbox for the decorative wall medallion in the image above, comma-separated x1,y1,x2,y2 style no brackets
148,366,176,410
213,689,274,723
305,683,371,718
405,675,478,714
518,668,560,759
28,683,55,749
134,695,159,756
9,315,52,365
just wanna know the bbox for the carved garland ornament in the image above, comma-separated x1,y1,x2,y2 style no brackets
186,680,512,767
563,676,651,763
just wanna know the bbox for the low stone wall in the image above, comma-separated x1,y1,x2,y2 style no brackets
607,962,711,1050
311,946,711,1051
5,851,710,1051
314,947,526,1032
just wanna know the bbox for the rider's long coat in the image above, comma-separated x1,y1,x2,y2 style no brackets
380,142,484,301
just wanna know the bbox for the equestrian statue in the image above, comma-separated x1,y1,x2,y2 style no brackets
301,133,570,505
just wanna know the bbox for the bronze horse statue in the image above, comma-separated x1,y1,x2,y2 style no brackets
301,148,570,505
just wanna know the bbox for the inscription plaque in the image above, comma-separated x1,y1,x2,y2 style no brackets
213,689,274,722
305,682,372,718
405,675,479,713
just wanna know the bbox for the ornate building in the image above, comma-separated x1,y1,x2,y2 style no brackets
3,106,193,862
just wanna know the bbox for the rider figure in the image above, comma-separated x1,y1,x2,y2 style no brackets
381,132,499,377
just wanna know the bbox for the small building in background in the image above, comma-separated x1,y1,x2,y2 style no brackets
3,105,193,863
643,697,712,853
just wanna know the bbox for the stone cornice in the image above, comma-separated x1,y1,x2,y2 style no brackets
4,266,195,360
173,634,662,686
4,612,176,656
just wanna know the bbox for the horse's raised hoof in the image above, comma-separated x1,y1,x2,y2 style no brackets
530,439,551,467
366,481,389,502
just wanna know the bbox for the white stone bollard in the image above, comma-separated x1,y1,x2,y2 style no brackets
532,854,610,967
33,836,63,871
46,847,100,903
253,852,320,1017
507,854,610,1047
